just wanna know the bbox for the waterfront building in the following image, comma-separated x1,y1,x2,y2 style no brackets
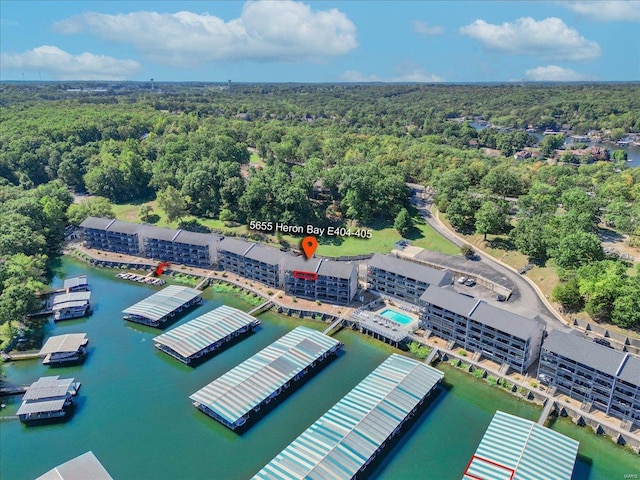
217,238,285,288
153,305,260,365
16,376,80,423
252,354,444,480
283,256,358,305
190,326,342,430
36,451,112,480
463,410,579,480
39,333,89,366
52,291,91,321
538,330,640,427
366,253,454,304
63,275,88,293
122,285,202,328
419,286,545,374
81,218,142,256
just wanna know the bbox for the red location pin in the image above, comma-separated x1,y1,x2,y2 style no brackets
301,236,318,259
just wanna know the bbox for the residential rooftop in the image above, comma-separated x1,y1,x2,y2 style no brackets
369,253,452,286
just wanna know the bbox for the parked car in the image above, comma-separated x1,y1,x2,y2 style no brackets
496,294,507,302
458,276,468,284
593,338,612,348
464,279,476,287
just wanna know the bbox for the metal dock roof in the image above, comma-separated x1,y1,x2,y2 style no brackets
122,285,202,322
153,305,258,360
252,354,444,480
190,326,341,427
52,291,91,307
17,376,76,416
63,275,88,290
39,334,88,356
463,410,579,480
36,451,113,480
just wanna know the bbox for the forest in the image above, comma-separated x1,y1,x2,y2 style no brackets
0,81,639,338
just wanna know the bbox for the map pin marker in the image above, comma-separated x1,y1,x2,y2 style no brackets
301,236,318,259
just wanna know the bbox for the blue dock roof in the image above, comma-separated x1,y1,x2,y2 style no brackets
252,354,444,480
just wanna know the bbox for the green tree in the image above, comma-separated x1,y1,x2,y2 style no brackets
157,185,187,223
540,134,565,158
394,208,413,237
510,216,548,260
446,195,480,232
577,260,627,321
139,205,154,223
551,231,603,269
551,278,584,311
67,197,114,226
611,284,640,328
475,201,509,241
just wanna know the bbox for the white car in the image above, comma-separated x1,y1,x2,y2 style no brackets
458,277,468,284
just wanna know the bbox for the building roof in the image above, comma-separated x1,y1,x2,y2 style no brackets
36,451,113,480
52,291,91,307
105,219,140,235
244,243,285,266
154,306,257,359
283,255,321,273
39,334,88,356
138,224,179,242
17,376,76,416
252,354,443,480
420,285,479,318
218,237,254,256
122,285,202,322
79,217,114,230
63,276,88,290
174,229,221,247
463,410,579,480
190,326,341,426
369,253,452,286
317,259,357,280
619,355,640,386
543,330,626,377
470,302,544,340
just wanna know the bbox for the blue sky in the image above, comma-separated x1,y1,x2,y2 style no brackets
1,1,639,82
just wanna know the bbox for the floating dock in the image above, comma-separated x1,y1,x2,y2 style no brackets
36,451,112,480
63,275,89,293
190,326,342,430
252,354,443,480
52,291,91,321
463,410,579,480
122,285,202,328
39,333,89,366
16,376,80,423
153,305,260,365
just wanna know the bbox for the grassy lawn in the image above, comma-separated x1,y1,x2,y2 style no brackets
249,152,265,167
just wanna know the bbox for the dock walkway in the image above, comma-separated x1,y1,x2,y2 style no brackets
538,400,556,425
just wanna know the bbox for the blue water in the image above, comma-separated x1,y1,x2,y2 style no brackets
379,308,414,325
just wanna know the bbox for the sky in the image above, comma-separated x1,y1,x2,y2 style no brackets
1,0,639,83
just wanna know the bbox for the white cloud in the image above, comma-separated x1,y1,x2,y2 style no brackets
0,18,19,27
53,1,357,66
525,64,596,81
562,1,640,22
460,17,601,62
342,61,445,83
413,20,444,35
0,45,142,80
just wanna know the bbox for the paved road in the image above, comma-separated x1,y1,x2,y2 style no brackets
408,184,567,332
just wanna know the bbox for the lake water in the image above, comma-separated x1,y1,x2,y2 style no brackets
0,257,637,479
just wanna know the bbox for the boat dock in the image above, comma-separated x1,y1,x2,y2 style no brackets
52,291,92,321
538,400,557,425
153,306,260,365
35,451,112,480
252,354,444,480
115,272,166,286
190,326,343,431
39,333,89,366
122,285,202,328
248,300,273,316
16,376,81,423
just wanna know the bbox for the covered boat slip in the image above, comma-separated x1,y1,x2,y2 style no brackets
463,411,579,480
39,333,88,366
252,354,444,480
153,305,260,364
16,376,80,423
190,326,343,430
36,451,112,480
122,285,202,327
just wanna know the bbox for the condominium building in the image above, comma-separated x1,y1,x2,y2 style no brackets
283,256,358,305
366,253,453,304
217,238,284,288
419,286,545,374
538,330,640,427
80,217,141,256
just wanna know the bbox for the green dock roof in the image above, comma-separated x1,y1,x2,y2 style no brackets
153,305,258,360
252,354,444,480
189,326,341,427
122,285,201,322
463,410,579,480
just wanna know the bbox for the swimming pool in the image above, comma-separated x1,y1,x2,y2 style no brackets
379,308,415,325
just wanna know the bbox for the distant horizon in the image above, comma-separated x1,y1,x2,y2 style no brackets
1,1,638,83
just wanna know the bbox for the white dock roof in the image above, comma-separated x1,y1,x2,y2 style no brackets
36,451,113,480
52,291,91,307
122,285,201,322
39,334,88,356
16,376,75,416
253,354,444,480
154,306,257,359
463,410,579,480
190,326,341,426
